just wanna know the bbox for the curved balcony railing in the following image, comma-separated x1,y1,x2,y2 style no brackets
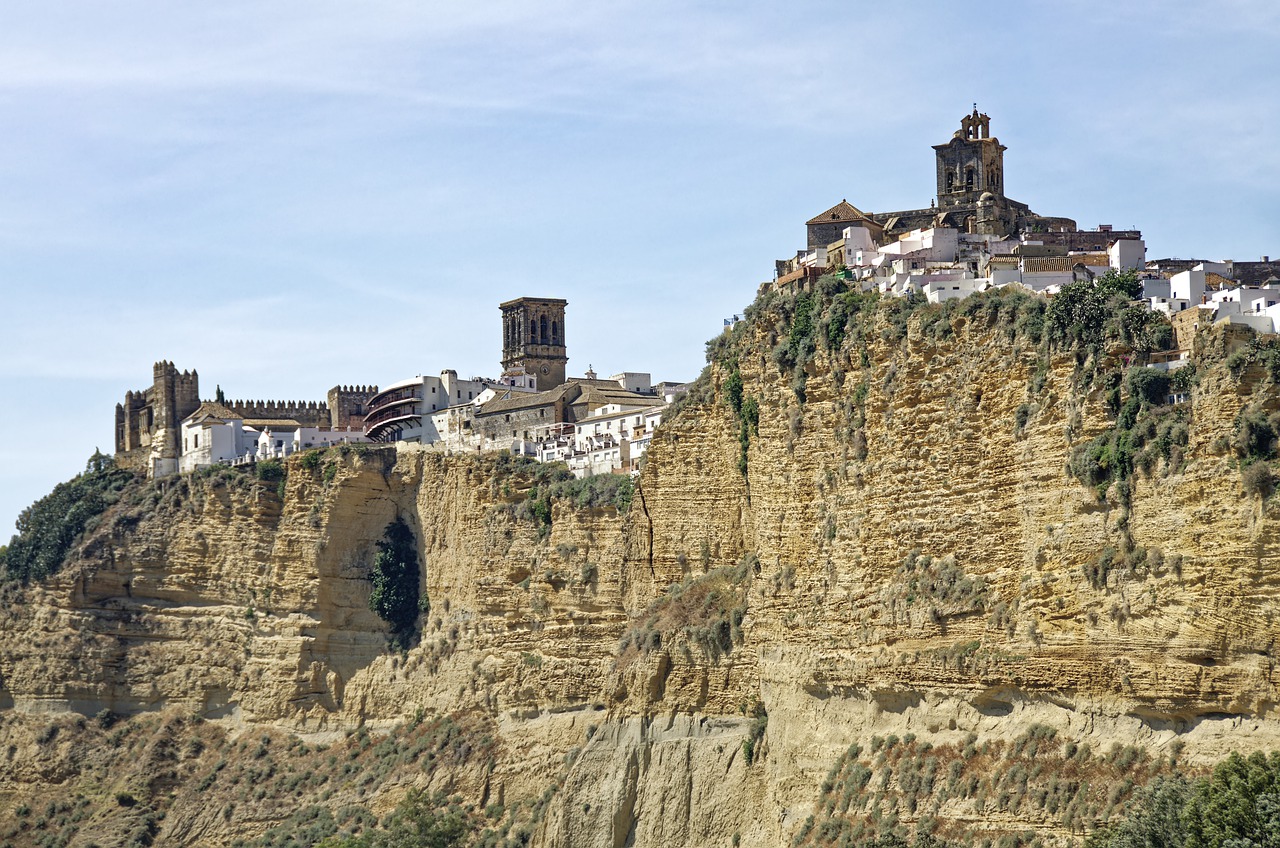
368,386,420,408
365,404,422,441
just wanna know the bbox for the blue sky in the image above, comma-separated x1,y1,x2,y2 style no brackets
1,1,1277,531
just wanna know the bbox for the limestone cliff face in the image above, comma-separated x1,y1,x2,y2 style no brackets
3,288,1280,847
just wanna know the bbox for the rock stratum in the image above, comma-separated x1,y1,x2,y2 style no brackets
3,281,1280,847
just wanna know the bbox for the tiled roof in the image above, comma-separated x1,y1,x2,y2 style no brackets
477,383,572,416
243,418,302,429
1069,253,1111,267
806,200,874,226
1023,257,1076,273
572,385,655,409
987,256,1019,269
184,402,239,424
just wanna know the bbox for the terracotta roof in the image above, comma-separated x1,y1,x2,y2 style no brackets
806,200,874,226
1206,272,1232,290
477,383,572,416
1069,253,1111,267
572,385,655,410
477,379,658,418
987,256,1019,269
1023,257,1077,274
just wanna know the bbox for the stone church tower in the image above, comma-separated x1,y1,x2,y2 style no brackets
934,106,1006,210
500,297,568,389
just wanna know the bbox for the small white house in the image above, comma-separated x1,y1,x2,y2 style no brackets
1171,268,1206,304
1108,238,1146,270
180,404,249,473
924,276,988,303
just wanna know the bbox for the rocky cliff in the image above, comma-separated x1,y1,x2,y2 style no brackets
3,280,1280,847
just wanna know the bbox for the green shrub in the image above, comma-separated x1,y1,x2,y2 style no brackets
319,789,470,848
742,701,768,766
256,459,285,484
617,554,756,663
1234,409,1280,461
1242,463,1275,498
296,450,323,473
1045,270,1163,352
1088,751,1280,848
368,518,422,650
1126,368,1171,407
2,452,136,583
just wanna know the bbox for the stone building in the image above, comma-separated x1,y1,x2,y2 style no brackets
114,363,377,477
500,297,568,389
828,108,1080,242
471,378,658,451
115,361,201,478
805,200,884,249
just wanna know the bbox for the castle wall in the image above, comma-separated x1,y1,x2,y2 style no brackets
326,385,378,429
222,399,329,428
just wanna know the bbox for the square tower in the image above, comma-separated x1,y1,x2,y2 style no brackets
933,107,1006,209
500,297,568,389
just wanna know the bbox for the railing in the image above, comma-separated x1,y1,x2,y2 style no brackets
364,404,421,430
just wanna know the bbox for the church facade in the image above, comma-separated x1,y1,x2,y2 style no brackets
807,109,1079,246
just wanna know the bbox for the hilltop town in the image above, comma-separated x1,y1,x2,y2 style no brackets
113,109,1278,482
115,295,684,481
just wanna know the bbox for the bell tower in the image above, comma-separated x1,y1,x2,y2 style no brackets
500,297,568,389
933,106,1006,209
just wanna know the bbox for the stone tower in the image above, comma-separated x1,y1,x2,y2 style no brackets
149,361,200,478
934,107,1006,209
326,384,379,429
500,297,568,390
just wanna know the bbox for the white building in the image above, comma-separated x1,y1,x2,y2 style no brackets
1108,238,1146,270
924,275,988,303
180,404,248,473
365,370,533,443
179,402,368,473
1170,268,1206,305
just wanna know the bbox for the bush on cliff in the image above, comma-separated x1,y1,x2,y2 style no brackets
1,450,136,583
319,789,470,848
515,465,634,537
1054,269,1171,353
1086,750,1280,848
368,518,422,651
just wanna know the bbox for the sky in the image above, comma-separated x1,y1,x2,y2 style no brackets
1,0,1278,532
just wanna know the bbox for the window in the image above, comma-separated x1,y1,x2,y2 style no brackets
194,434,199,448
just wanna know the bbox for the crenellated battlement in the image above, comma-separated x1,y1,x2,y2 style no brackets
115,364,380,476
